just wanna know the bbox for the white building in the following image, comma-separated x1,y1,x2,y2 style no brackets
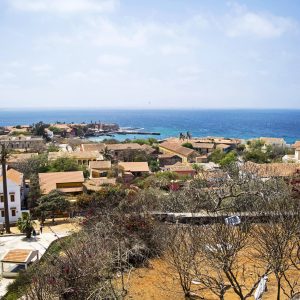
0,168,25,224
282,148,300,163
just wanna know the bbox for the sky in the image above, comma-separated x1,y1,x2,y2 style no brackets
0,0,300,109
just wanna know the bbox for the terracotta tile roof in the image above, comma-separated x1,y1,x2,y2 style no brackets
81,143,106,152
39,171,84,194
1,249,37,263
107,143,143,151
118,162,150,172
244,162,300,177
89,161,111,169
192,142,215,149
158,153,181,159
159,142,197,157
141,144,156,153
292,141,300,149
48,151,103,160
216,143,231,149
71,151,102,160
0,169,23,185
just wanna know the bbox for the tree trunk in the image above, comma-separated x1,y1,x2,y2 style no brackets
1,145,11,233
26,229,32,239
276,277,281,300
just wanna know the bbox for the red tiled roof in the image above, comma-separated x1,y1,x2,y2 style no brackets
159,142,197,157
39,171,84,194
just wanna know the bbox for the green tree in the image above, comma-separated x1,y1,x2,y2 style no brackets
17,213,35,238
32,121,49,136
48,157,80,172
149,159,160,172
243,149,268,163
47,144,60,152
27,174,41,209
209,149,226,163
48,126,63,135
101,146,113,161
181,142,194,149
219,151,237,167
36,190,70,223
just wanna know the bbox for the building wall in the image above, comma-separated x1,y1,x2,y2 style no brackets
56,182,83,188
0,178,22,224
159,146,188,163
159,156,182,167
296,150,300,161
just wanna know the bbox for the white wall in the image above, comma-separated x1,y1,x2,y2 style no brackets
296,149,300,161
0,178,22,224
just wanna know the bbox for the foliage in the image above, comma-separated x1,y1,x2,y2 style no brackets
181,142,194,149
47,156,80,172
243,149,268,163
36,190,70,222
101,146,113,160
31,121,49,136
48,126,63,135
123,138,158,146
209,149,237,166
10,131,31,136
243,140,288,163
47,143,60,152
219,151,237,167
149,159,160,172
209,149,226,163
17,213,35,238
27,174,41,209
15,154,48,178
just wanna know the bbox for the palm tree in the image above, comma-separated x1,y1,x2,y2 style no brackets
101,146,113,161
17,213,35,238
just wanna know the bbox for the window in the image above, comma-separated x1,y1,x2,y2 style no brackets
0,195,4,202
11,209,16,217
1,210,4,217
10,194,15,202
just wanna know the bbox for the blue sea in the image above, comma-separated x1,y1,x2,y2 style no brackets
0,109,299,144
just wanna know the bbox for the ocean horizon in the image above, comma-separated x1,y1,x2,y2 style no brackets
0,109,299,143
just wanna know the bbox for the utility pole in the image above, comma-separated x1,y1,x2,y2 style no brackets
1,143,10,233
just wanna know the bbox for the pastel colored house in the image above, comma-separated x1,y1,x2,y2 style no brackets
159,142,198,163
163,162,196,177
118,162,150,183
39,171,84,195
88,161,112,178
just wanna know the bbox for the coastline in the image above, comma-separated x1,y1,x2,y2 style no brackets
0,109,299,143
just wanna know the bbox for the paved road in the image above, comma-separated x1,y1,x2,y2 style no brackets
0,232,67,297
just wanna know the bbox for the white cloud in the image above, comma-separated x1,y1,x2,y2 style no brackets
7,0,117,13
31,64,53,72
0,72,16,80
160,45,189,55
97,54,130,66
225,11,296,38
7,61,25,68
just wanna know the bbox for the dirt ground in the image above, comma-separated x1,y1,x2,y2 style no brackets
127,258,298,300
10,218,81,235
